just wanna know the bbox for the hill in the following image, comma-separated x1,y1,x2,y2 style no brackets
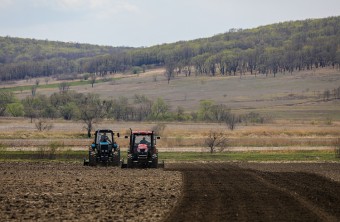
1,66,339,122
0,16,339,82
0,36,131,81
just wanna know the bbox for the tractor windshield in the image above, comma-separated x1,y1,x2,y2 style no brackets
98,132,112,144
134,135,151,146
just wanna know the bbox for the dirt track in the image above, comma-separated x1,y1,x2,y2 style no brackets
165,162,340,222
1,162,340,221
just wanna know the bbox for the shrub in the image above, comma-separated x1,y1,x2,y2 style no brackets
151,123,167,136
35,119,53,131
204,130,229,153
36,141,64,159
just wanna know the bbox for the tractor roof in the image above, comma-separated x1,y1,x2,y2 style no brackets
96,129,113,133
131,130,153,135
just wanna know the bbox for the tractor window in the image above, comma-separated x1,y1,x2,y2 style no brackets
134,135,151,146
99,132,112,143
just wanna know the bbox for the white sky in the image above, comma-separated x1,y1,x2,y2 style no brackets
0,0,339,47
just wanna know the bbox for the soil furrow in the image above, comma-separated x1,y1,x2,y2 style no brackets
165,163,340,222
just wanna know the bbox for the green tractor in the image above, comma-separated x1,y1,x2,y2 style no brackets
121,129,164,168
84,129,120,166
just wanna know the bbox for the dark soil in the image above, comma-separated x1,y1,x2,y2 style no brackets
165,162,340,222
1,161,340,221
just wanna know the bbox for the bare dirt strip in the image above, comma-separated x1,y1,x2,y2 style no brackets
165,162,340,222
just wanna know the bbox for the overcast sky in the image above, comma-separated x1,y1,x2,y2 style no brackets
0,0,339,47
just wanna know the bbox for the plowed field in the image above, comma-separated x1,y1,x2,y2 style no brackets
0,162,182,221
165,162,340,222
1,162,340,221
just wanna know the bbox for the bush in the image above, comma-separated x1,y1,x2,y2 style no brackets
6,103,24,117
151,123,167,136
131,66,142,74
36,141,64,159
204,130,229,153
241,112,272,125
35,119,53,131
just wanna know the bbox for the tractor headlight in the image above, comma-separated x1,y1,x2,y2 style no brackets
152,154,158,159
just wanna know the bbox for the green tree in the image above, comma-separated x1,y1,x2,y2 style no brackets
6,103,24,117
0,92,15,116
198,100,214,121
60,102,79,120
176,106,186,121
151,97,169,120
22,95,48,122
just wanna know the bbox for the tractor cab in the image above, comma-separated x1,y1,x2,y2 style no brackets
122,129,163,168
84,129,120,166
93,130,118,156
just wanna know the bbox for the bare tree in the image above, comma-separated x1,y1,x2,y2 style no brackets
204,130,229,153
226,113,238,131
323,89,331,101
78,94,104,137
134,94,152,121
58,82,70,93
89,74,97,88
31,85,37,96
164,60,176,84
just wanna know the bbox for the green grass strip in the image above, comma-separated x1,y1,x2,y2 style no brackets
0,150,339,162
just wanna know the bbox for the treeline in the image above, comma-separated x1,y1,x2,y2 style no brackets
0,16,339,82
0,91,275,135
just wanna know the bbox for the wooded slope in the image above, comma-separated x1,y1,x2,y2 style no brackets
0,16,339,81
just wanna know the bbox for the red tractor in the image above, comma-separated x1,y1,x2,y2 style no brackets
121,129,164,168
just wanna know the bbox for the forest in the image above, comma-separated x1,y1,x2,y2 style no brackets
0,16,339,81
